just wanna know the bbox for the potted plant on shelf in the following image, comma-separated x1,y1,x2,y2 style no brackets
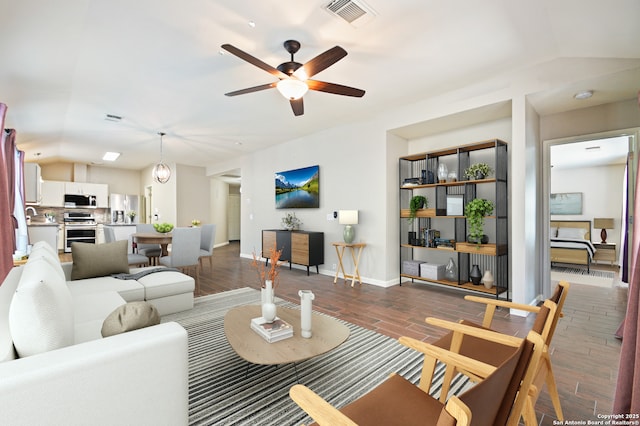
408,195,428,224
464,163,493,180
464,198,494,246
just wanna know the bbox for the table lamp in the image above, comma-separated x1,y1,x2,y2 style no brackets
593,218,614,243
339,210,358,244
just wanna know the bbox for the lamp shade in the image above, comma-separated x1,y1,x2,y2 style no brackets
593,218,614,229
338,210,358,225
276,79,308,100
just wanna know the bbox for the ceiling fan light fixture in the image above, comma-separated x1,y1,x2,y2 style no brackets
152,132,171,184
277,79,308,100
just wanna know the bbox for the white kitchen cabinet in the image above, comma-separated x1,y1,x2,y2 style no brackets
24,163,42,204
28,225,59,251
40,181,66,207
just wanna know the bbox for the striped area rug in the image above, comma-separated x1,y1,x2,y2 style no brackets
162,288,472,426
551,265,614,278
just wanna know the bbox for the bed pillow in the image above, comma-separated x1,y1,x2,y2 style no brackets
71,240,129,280
557,227,586,240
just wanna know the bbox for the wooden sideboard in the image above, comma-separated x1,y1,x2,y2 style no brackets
262,230,324,275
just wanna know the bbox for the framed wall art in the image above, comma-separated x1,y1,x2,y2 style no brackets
550,192,582,215
275,165,319,209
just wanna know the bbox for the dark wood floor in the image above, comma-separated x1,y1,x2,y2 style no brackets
194,242,628,424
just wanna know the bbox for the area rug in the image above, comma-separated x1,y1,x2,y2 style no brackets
162,288,472,426
551,265,615,288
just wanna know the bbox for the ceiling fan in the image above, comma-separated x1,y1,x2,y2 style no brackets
221,40,365,116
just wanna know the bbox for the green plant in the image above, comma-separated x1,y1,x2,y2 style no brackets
409,195,428,224
464,163,493,180
464,198,494,245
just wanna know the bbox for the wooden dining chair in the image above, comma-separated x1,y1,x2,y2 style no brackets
290,327,546,426
159,227,201,292
429,281,570,425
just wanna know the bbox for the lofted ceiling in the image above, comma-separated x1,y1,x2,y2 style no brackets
1,0,639,171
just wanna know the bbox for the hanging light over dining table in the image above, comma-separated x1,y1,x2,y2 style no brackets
152,132,171,184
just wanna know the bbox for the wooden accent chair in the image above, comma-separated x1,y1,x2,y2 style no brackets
429,281,570,425
289,327,546,426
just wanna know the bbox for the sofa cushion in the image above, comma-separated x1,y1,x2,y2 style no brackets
9,257,75,357
134,269,195,300
101,301,160,337
71,240,129,280
67,276,145,302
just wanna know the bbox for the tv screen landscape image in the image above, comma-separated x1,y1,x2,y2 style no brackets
275,165,319,209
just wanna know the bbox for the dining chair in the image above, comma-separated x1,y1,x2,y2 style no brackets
428,281,569,425
198,224,217,272
159,227,201,292
103,226,149,267
135,224,162,265
290,326,546,426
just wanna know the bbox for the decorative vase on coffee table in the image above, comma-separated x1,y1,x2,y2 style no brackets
261,280,277,322
299,290,315,338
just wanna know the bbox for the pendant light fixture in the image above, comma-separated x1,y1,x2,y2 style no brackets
152,132,171,184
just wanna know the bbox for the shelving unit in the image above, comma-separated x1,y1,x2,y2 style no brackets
399,139,509,299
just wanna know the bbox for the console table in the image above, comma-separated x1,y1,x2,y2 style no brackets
262,230,324,275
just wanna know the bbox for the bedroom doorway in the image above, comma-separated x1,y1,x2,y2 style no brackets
543,129,639,295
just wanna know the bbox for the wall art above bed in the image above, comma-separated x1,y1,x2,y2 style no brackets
275,165,319,209
550,192,582,215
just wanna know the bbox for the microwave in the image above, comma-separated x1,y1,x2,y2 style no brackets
64,194,97,208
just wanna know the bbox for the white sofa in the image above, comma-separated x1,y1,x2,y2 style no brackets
0,241,192,426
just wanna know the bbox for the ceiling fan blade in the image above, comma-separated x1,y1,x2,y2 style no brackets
224,82,277,97
290,98,304,116
295,46,347,79
221,44,288,79
306,80,365,97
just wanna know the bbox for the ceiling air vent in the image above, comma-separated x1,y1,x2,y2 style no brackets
324,0,377,28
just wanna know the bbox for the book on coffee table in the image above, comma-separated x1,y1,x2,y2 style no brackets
250,316,293,343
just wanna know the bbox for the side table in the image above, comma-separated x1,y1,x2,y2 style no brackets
332,242,366,287
593,242,616,266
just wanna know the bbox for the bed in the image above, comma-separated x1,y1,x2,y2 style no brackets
550,220,597,272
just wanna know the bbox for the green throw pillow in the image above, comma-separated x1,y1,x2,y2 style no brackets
70,240,129,280
101,301,160,337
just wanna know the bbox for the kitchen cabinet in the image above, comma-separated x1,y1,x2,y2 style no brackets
262,230,324,275
41,181,66,207
24,163,41,204
28,224,59,252
399,139,509,299
64,182,109,207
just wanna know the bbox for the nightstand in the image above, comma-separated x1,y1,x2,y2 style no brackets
593,243,616,265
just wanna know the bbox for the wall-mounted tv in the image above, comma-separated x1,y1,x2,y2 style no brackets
275,165,319,209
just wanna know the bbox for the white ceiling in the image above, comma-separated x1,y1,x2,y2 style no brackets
2,0,639,171
551,136,630,170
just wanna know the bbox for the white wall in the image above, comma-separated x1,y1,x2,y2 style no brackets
210,178,230,244
176,164,210,228
551,164,626,249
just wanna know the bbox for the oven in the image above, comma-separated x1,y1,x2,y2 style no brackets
64,212,97,252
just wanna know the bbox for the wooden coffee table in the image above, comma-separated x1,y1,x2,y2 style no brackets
224,305,350,366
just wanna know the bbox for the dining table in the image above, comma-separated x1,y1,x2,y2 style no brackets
131,232,172,257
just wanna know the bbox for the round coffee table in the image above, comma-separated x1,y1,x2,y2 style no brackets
224,305,350,366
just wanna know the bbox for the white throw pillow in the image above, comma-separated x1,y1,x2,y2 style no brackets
557,227,586,240
9,257,75,357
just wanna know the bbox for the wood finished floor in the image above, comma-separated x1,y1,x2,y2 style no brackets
65,242,627,424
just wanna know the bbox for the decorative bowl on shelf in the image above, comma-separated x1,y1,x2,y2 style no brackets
153,223,174,233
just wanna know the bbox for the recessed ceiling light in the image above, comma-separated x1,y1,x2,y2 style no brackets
248,20,256,28
574,90,593,100
102,152,120,161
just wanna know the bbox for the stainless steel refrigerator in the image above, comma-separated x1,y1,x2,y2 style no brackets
109,194,140,224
